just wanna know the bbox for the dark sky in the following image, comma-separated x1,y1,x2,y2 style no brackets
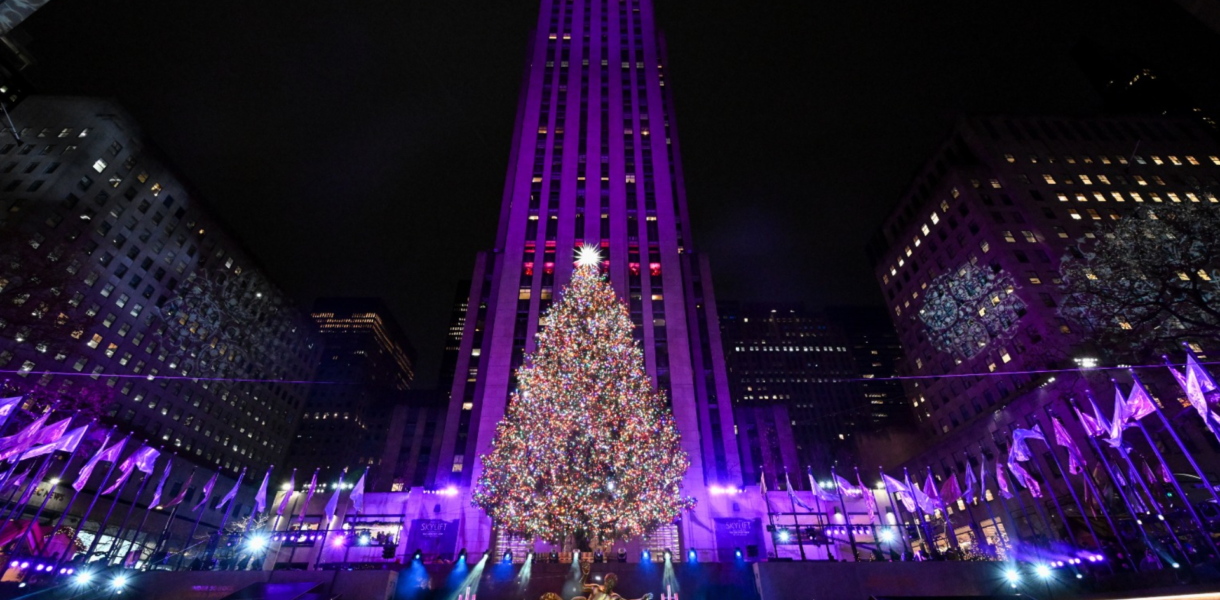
19,0,1220,385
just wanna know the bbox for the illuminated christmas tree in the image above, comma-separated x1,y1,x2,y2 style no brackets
472,246,693,543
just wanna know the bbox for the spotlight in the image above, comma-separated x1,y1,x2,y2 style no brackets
359,534,370,546
617,549,627,563
247,535,269,552
879,529,896,543
504,550,512,563
642,550,651,562
551,551,560,563
20,562,29,569
413,549,423,561
1034,564,1051,579
73,572,92,586
594,551,604,563
688,549,697,562
112,575,128,591
735,547,743,560
664,549,672,562
1173,562,1181,569
1076,574,1083,579
332,536,345,547
1005,568,1020,586
7,560,15,567
777,529,791,543
458,549,467,562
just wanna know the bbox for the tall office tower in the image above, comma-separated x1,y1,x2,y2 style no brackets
824,306,910,434
719,302,856,479
376,389,447,491
0,96,319,480
288,298,415,488
437,0,742,554
865,115,1220,487
436,281,470,398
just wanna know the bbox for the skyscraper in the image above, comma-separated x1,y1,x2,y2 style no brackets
437,0,742,554
287,298,416,488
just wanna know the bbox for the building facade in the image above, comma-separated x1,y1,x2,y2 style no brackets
436,0,744,555
0,95,320,565
287,298,416,489
866,114,1220,545
824,306,910,434
719,303,854,481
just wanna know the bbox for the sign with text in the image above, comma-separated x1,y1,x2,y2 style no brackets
714,517,763,562
405,519,459,558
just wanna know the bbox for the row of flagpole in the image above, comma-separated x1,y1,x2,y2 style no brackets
0,394,371,576
760,345,1220,570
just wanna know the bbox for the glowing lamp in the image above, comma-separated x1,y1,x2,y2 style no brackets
112,575,128,590
734,547,743,560
247,535,269,552
1034,564,1051,579
1005,568,1020,585
688,549,697,562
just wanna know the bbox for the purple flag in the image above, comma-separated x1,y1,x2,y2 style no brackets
19,423,87,461
215,468,245,510
192,472,219,512
1011,426,1045,461
253,467,271,514
0,412,50,462
73,436,125,492
1052,417,1085,475
164,471,193,508
856,471,877,523
922,471,943,509
0,397,22,428
277,469,295,517
1090,398,1114,441
1075,406,1103,437
1183,353,1220,439
323,472,346,525
939,473,963,506
148,459,172,508
834,474,860,496
963,462,978,504
297,470,318,525
1186,350,1218,397
996,462,1014,499
1109,383,1133,447
101,446,159,495
1007,443,1042,497
1127,377,1158,421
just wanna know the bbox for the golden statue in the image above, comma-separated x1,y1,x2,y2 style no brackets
559,562,652,600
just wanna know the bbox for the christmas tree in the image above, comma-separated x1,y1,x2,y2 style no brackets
473,246,693,543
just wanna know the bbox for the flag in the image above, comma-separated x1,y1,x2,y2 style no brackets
19,423,87,461
349,469,367,514
101,446,159,495
1109,383,1133,447
148,459,172,508
1090,398,1116,446
977,455,988,501
887,473,916,512
73,436,126,492
834,473,860,496
277,469,296,516
963,461,978,504
215,468,245,511
923,471,943,509
297,470,318,525
856,471,877,523
996,462,1014,499
940,473,963,505
1160,461,1173,484
15,460,52,507
882,474,909,493
1007,460,1042,497
1186,349,1219,397
0,396,22,428
1011,425,1045,461
1051,417,1085,475
8,468,28,490
1075,406,1103,437
164,470,194,508
1127,377,1158,420
192,472,219,512
323,471,346,525
252,467,271,514
1182,352,1220,439
0,412,50,462
26,417,71,447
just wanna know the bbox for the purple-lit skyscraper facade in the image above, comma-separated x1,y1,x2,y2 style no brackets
866,115,1220,543
436,0,743,555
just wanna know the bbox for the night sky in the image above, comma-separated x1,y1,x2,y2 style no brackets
18,0,1220,385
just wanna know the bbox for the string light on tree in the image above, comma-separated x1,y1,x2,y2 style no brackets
473,246,693,542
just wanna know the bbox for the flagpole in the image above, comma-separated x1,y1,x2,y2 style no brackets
948,459,985,550
244,465,273,538
1012,423,1078,550
854,466,883,556
829,466,859,561
105,453,169,567
9,422,93,559
147,465,195,571
962,452,1001,555
204,467,246,567
878,467,912,556
807,468,827,553
124,456,176,570
783,471,806,561
925,466,959,550
0,452,56,534
314,469,347,570
980,445,1025,548
1072,394,1157,553
1153,361,1220,508
1115,443,1191,563
1058,401,1137,571
173,485,212,572
53,434,130,573
1000,427,1058,552
0,462,27,515
1029,412,1108,570
82,457,140,565
902,468,934,558
1127,393,1219,557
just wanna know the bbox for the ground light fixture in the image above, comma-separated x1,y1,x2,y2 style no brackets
734,547,743,560
1005,568,1020,587
1034,564,1052,579
73,571,92,586
246,535,269,552
664,549,672,562
688,549,697,562
111,575,128,593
